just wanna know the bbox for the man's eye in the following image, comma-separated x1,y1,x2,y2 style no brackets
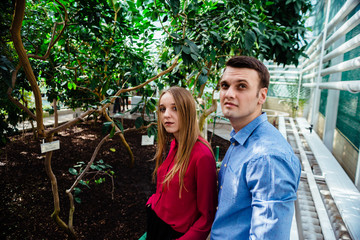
220,83,228,88
239,84,246,89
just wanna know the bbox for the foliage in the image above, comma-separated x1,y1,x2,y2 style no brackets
69,159,115,203
2,0,312,237
1,0,312,143
136,0,312,129
0,0,23,146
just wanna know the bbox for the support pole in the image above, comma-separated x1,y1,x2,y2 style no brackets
310,0,331,131
356,148,360,191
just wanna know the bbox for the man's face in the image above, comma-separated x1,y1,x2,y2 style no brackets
219,66,267,132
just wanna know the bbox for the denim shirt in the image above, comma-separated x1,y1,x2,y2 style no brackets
211,113,301,240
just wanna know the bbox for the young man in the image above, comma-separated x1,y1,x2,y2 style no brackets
210,56,301,239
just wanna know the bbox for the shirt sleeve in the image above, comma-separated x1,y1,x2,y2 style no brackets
246,154,298,240
178,150,218,240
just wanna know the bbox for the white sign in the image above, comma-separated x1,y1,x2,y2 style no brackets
41,140,60,153
213,92,220,100
141,135,154,146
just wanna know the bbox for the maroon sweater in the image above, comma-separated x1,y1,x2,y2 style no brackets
146,136,217,240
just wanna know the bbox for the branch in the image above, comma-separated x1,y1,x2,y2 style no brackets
47,109,95,135
155,0,177,40
103,56,179,110
198,95,218,132
27,0,68,61
123,122,157,134
10,0,45,136
67,133,111,193
6,64,37,120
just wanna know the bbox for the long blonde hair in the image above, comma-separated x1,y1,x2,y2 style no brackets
153,86,201,197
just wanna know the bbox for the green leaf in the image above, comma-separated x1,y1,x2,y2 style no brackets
75,197,81,204
109,125,116,138
135,117,144,128
190,54,198,61
183,46,191,54
69,168,78,175
74,187,82,195
102,122,112,135
170,33,181,39
110,148,116,152
245,30,256,50
90,164,101,171
79,180,90,189
114,120,124,132
198,74,208,86
185,39,200,55
168,0,180,15
100,99,111,105
210,31,222,41
130,105,139,114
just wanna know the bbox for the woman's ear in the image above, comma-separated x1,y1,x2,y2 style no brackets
258,88,268,105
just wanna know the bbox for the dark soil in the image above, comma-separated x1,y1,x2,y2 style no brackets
0,118,229,240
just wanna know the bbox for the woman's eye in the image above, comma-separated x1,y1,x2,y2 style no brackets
159,107,165,113
172,106,177,111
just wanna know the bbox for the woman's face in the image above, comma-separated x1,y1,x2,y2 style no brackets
159,92,180,140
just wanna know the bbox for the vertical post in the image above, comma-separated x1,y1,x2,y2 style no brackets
215,146,220,162
295,70,303,112
310,0,331,131
323,33,345,151
356,149,360,190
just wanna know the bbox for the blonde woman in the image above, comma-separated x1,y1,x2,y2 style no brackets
146,87,217,240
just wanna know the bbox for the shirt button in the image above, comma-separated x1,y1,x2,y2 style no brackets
224,164,227,167
220,186,222,189
232,142,235,146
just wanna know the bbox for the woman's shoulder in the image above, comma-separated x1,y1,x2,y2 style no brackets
193,136,213,156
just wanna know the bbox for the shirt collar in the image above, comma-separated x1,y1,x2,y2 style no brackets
230,112,268,145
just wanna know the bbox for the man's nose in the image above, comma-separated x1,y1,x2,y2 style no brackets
224,86,235,98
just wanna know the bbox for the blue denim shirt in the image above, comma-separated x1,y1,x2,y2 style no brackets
211,113,301,240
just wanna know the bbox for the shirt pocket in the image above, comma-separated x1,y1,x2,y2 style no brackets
221,165,250,206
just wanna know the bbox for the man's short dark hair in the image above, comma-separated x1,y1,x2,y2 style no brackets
225,56,270,89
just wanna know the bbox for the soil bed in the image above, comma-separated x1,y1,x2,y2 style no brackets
0,118,229,240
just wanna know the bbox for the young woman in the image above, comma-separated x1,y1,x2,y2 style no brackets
146,87,217,240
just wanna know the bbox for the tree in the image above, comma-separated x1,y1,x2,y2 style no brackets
6,0,177,237
138,0,312,131
2,0,312,238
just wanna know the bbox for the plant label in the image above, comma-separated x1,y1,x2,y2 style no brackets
41,140,60,153
213,92,220,100
141,135,154,146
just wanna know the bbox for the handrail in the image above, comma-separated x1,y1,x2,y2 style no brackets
303,80,360,92
323,34,360,63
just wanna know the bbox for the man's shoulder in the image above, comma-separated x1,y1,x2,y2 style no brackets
249,121,294,155
252,120,286,141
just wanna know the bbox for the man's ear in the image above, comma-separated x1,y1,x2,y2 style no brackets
258,88,268,105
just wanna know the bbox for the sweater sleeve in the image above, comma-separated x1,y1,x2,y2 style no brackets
178,149,218,240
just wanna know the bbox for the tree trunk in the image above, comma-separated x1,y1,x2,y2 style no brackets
10,0,45,137
53,99,58,128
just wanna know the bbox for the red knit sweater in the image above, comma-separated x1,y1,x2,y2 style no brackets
146,136,218,240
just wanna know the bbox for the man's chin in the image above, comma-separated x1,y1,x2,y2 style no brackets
222,112,233,119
